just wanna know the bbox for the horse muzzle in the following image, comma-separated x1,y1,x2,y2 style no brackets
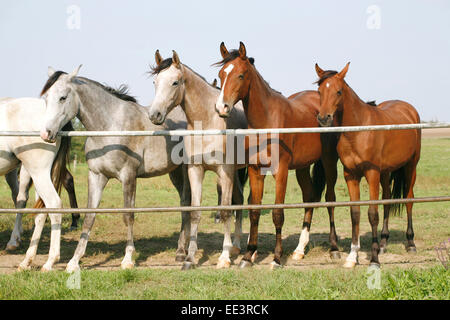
149,110,166,125
40,129,57,143
215,103,231,118
317,114,333,127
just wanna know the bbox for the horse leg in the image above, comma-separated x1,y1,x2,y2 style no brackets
20,169,63,272
216,166,235,269
121,174,137,269
379,172,391,254
231,170,244,255
323,156,340,259
215,180,222,224
270,162,289,269
182,165,204,270
5,169,21,250
292,167,314,261
66,171,108,272
365,169,381,267
404,161,418,253
169,165,191,262
343,170,361,269
62,170,80,230
239,166,265,268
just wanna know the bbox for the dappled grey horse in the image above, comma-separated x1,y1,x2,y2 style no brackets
39,66,193,272
148,51,248,269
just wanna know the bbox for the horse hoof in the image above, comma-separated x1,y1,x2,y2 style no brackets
343,260,357,269
292,251,305,261
41,265,52,273
407,247,417,254
230,246,241,256
121,261,135,270
239,260,253,269
369,262,381,269
181,261,196,271
270,261,282,270
250,251,258,263
330,251,341,260
216,259,231,269
66,263,80,273
5,243,19,251
379,247,387,254
17,263,31,272
175,254,186,262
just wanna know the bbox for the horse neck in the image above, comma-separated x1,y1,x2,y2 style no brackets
74,80,130,131
340,82,369,126
181,66,219,128
244,67,283,128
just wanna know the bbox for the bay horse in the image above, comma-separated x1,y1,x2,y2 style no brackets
39,65,192,272
148,50,248,269
0,97,72,271
215,42,340,269
315,62,421,268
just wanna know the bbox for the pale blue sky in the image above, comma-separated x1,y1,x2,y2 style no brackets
1,0,449,121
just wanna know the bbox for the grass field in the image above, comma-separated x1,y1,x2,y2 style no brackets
0,137,448,299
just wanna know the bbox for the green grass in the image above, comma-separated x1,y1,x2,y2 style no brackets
0,266,448,300
0,137,448,299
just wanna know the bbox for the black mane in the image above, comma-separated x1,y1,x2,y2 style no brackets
149,58,173,75
40,70,137,103
315,70,338,86
213,50,255,67
40,71,67,96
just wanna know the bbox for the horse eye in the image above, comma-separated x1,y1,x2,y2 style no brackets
172,81,179,86
238,74,244,80
337,90,342,96
59,96,67,102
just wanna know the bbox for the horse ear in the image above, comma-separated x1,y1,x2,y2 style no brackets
212,78,217,87
155,50,163,66
48,66,56,78
220,42,229,59
337,62,350,79
315,63,325,78
68,64,82,80
239,42,247,59
172,50,181,69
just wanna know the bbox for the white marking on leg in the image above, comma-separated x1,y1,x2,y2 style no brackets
294,227,310,254
346,237,360,263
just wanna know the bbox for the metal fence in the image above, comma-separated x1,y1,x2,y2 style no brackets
1,122,449,214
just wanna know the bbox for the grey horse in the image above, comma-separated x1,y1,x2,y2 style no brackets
39,65,193,272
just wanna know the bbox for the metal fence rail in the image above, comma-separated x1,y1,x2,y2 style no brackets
0,122,448,214
0,122,449,137
0,196,449,214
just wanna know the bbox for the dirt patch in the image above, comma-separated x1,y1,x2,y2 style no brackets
422,128,450,138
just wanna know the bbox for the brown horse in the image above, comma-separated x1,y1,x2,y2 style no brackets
214,42,340,269
315,62,421,268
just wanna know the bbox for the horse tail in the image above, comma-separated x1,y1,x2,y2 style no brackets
389,166,407,216
238,167,248,187
34,122,73,209
312,160,326,201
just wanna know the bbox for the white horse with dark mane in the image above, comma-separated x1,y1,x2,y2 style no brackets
39,65,197,272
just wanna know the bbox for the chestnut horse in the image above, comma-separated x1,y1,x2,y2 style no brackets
315,62,421,268
215,42,340,269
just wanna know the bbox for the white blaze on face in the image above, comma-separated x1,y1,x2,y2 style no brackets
216,64,234,111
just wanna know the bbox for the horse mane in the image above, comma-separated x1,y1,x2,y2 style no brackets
149,58,219,90
40,71,67,96
315,70,338,86
213,50,255,67
366,100,377,106
40,70,137,103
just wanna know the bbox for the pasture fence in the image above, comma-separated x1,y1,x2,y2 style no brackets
1,122,449,214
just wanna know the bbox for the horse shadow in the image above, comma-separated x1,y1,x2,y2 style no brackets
0,219,413,269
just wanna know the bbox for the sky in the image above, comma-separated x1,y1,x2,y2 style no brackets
1,0,449,121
